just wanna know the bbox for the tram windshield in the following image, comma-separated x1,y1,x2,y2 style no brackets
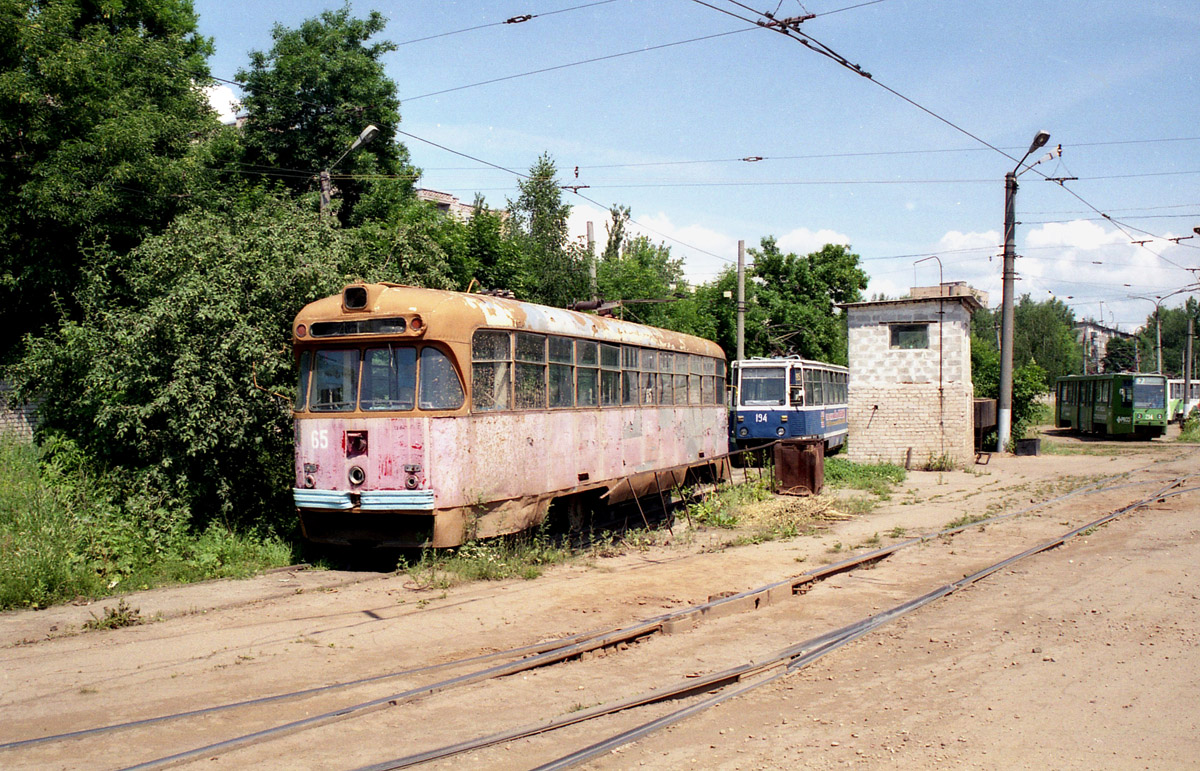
739,367,786,406
298,345,464,412
1133,378,1165,409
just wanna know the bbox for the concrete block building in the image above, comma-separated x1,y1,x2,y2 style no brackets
841,284,983,468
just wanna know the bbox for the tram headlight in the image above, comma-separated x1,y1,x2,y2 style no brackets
738,427,749,437
776,427,786,437
405,475,419,489
348,465,366,486
303,474,315,489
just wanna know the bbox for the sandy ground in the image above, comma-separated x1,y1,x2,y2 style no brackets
1,431,1197,770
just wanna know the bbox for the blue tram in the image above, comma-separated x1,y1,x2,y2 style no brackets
729,357,849,453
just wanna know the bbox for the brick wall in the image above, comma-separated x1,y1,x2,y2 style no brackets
845,298,975,468
0,381,36,441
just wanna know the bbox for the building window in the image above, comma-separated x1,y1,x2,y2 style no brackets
890,324,929,350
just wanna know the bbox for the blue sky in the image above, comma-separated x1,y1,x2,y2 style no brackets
196,0,1200,333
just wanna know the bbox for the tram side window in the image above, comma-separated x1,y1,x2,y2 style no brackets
514,332,547,409
674,351,689,405
805,369,824,406
576,340,599,407
789,368,805,406
641,349,658,405
418,348,465,410
311,349,359,412
686,355,699,405
471,330,512,411
295,350,312,411
548,335,574,409
621,346,640,405
657,352,674,405
361,346,417,411
600,344,621,406
701,356,716,405
1098,380,1110,405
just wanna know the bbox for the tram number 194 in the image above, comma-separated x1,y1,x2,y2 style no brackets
754,413,768,423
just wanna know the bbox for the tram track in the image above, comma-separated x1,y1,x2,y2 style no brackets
3,459,1191,771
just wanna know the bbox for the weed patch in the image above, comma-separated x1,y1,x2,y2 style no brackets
82,599,142,630
824,458,906,498
945,513,989,530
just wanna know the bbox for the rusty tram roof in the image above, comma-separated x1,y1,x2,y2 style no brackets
293,283,726,359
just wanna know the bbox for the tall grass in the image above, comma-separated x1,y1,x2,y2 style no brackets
0,436,293,611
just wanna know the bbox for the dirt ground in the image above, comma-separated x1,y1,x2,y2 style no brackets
2,430,1198,770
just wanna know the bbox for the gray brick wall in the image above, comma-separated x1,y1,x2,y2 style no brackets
0,381,36,441
845,298,976,468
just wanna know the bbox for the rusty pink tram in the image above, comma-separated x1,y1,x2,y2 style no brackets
292,283,729,548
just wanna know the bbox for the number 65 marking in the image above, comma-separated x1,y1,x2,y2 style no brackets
310,429,329,450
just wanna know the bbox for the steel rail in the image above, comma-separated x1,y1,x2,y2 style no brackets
347,476,1195,770
5,463,1174,763
530,479,1194,770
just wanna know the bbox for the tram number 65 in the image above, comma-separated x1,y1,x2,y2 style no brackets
309,429,330,450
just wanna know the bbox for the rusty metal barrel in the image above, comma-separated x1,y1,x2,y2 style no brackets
773,438,824,495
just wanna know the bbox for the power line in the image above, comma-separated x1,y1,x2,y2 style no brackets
393,0,621,47
686,0,1200,273
399,28,754,102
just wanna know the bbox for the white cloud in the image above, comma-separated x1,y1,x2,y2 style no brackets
777,227,851,255
866,220,1197,332
204,84,240,125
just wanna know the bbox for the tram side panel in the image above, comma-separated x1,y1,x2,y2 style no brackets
428,405,728,546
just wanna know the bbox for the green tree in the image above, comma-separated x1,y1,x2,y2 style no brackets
1150,299,1199,377
1012,295,1081,387
1102,336,1138,373
745,239,868,364
0,0,220,354
507,153,590,306
465,195,522,292
14,194,393,533
236,6,412,224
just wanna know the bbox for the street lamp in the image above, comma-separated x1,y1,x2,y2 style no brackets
997,130,1051,453
1130,286,1199,374
319,124,380,216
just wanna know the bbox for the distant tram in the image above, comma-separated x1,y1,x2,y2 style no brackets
729,357,849,453
1054,373,1168,438
1166,378,1199,423
291,283,729,548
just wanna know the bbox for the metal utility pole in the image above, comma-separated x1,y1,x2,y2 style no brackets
736,239,746,362
1185,318,1194,422
998,130,1051,453
587,221,597,301
1155,306,1163,373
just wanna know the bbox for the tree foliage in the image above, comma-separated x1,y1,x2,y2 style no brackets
741,239,868,364
15,195,395,530
972,296,1082,389
1102,336,1138,373
507,153,591,306
237,6,411,224
0,0,220,354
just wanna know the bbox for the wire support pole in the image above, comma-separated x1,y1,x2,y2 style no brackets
997,169,1018,453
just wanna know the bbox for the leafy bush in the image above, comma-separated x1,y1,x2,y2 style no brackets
15,195,387,535
1179,411,1200,443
